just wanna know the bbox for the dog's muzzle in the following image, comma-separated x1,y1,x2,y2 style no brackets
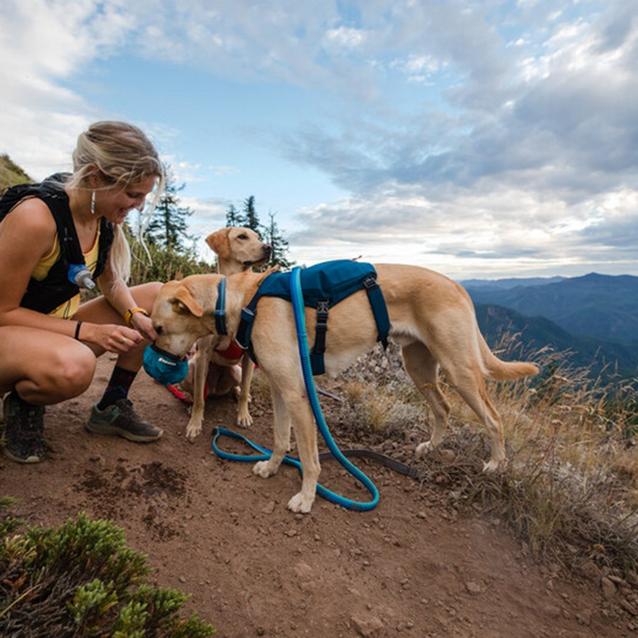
143,344,189,385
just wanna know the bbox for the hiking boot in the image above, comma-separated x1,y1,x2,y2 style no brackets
86,398,163,442
2,392,48,464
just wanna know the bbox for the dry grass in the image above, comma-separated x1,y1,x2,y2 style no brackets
332,337,638,577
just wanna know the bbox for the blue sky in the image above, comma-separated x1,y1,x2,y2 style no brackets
2,0,637,279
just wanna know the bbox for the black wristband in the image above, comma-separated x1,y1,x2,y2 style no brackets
74,321,83,340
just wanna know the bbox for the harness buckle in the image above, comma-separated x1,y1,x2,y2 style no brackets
316,300,330,323
240,307,255,321
362,275,378,290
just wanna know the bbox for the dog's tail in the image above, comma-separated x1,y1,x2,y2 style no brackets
477,325,540,381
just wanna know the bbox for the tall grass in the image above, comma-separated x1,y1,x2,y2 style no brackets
127,233,213,285
334,337,638,576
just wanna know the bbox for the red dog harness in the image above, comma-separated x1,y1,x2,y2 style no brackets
214,338,245,363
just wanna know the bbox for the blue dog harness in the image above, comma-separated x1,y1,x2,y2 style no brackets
235,260,391,375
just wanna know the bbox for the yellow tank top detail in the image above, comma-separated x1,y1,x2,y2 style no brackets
32,226,101,319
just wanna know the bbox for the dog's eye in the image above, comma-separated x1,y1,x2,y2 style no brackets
154,324,163,335
238,233,248,240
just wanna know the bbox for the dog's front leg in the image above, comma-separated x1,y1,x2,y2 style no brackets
286,396,320,514
185,344,209,441
236,355,254,428
253,385,290,478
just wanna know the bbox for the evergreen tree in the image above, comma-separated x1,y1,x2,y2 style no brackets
265,211,294,269
225,203,244,227
145,166,193,253
243,196,261,234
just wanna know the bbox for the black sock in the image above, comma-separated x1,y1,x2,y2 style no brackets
8,390,41,410
97,366,138,410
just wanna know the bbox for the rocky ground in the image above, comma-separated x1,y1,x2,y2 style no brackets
2,348,637,637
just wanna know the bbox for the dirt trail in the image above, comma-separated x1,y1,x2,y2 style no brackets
1,356,633,637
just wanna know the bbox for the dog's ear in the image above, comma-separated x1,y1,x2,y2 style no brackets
170,284,204,317
205,228,229,258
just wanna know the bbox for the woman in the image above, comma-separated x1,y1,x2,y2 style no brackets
0,121,166,463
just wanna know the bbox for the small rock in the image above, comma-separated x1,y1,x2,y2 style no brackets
416,511,427,519
284,529,297,537
602,576,617,600
579,559,600,582
620,598,638,616
542,604,561,619
179,576,186,584
262,501,276,514
294,561,313,580
576,611,591,626
351,614,385,637
465,581,482,595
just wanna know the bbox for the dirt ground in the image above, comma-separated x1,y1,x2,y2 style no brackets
1,355,635,638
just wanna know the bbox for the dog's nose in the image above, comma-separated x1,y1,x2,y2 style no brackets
264,244,272,256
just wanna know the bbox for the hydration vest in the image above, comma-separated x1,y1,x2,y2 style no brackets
235,260,391,375
0,174,114,314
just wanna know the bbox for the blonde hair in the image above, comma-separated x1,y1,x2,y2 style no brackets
67,121,165,282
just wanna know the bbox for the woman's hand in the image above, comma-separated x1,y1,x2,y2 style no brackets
83,323,145,354
130,311,158,342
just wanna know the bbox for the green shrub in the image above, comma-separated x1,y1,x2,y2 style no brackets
128,233,213,286
0,508,214,637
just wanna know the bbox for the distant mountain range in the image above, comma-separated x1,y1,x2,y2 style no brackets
475,304,638,379
461,273,638,379
465,273,638,346
461,276,566,290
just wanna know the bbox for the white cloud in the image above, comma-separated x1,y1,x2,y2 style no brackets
289,177,638,278
0,0,134,177
324,27,367,49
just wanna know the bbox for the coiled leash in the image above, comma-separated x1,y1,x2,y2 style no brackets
211,266,417,511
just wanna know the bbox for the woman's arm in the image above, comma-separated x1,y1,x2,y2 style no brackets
97,258,157,342
0,199,143,353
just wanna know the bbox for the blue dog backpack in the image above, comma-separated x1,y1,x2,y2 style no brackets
236,260,391,375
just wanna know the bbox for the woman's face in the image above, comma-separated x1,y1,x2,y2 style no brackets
97,174,157,224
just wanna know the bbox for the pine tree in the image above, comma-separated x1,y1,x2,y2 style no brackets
243,196,260,234
225,203,244,227
145,166,193,253
265,211,294,269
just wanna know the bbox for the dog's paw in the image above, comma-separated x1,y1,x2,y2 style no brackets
415,440,434,458
185,421,202,443
482,458,505,473
287,492,314,514
253,460,277,478
236,409,253,428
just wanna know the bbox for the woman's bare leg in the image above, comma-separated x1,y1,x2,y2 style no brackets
0,326,96,463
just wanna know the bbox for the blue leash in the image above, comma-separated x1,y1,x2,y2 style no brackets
211,266,380,511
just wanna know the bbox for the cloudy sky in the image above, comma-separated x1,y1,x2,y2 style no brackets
2,0,637,279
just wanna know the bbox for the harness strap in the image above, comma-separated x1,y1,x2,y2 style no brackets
363,275,391,349
310,300,329,375
214,278,228,335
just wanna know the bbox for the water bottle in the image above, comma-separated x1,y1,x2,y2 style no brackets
67,263,96,290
